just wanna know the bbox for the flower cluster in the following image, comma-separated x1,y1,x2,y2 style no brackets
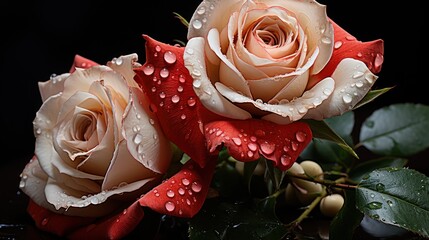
24,0,429,239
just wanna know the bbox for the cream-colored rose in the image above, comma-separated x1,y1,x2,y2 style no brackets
19,54,172,217
184,0,381,124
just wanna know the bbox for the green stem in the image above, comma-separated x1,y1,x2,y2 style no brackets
290,188,327,228
286,172,357,190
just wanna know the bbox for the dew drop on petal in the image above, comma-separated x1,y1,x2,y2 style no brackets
182,178,190,186
321,37,332,44
171,95,180,103
353,71,364,79
187,98,196,107
191,181,202,193
295,131,306,143
334,41,343,49
357,52,363,58
41,218,49,226
193,79,202,88
143,64,155,75
232,137,242,146
165,201,175,212
160,68,169,78
192,19,202,29
179,75,186,83
155,45,162,52
178,188,185,196
342,94,353,104
134,134,143,144
247,142,258,151
260,141,275,155
167,190,175,198
374,53,384,71
164,51,177,64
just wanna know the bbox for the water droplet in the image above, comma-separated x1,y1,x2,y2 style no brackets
182,178,190,186
187,98,196,107
247,142,258,151
260,142,275,155
345,35,356,41
370,193,375,198
165,201,175,212
167,190,175,198
365,73,375,84
134,134,143,144
232,137,242,146
334,41,343,49
179,75,186,83
365,120,375,128
375,183,385,192
164,51,177,64
186,198,191,205
374,53,384,71
353,71,364,79
192,19,202,29
137,144,144,154
115,57,123,65
355,81,364,88
123,209,127,215
323,88,332,95
291,141,298,151
191,181,202,193
19,180,25,188
186,48,194,55
41,218,49,226
295,131,306,142
177,85,184,92
143,64,154,75
178,188,185,195
181,114,186,120
371,214,380,220
366,201,382,210
159,92,166,99
342,94,352,104
281,155,291,166
155,45,162,52
387,200,394,207
321,37,332,44
193,79,202,88
160,68,169,78
171,95,180,103
197,6,206,15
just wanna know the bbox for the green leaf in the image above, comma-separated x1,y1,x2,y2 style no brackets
303,119,358,159
356,168,429,238
324,111,355,139
173,12,189,27
312,139,355,169
348,157,408,183
353,87,394,109
359,103,429,157
189,199,288,240
330,190,363,240
243,160,260,192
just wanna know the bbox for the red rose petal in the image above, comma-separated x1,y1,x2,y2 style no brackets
27,200,95,236
138,159,216,218
69,54,99,73
134,35,220,168
204,119,312,171
308,19,384,89
68,201,145,240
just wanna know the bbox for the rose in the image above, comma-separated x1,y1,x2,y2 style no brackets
184,0,384,124
19,54,190,238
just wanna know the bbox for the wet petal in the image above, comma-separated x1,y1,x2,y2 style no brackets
204,119,312,170
308,19,384,88
304,58,378,120
139,159,217,218
69,54,99,73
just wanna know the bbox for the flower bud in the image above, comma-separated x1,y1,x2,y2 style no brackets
320,194,344,217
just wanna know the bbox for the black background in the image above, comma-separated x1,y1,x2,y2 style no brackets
0,0,426,239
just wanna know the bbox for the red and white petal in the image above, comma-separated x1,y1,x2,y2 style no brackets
304,58,378,120
139,159,217,218
134,35,216,168
122,87,172,174
204,119,312,170
308,20,384,88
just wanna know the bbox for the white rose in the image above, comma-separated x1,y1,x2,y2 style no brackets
19,54,172,217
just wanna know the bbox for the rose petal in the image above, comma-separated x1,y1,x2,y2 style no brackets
204,119,312,170
27,200,96,237
67,201,145,240
261,76,334,124
304,58,378,120
122,87,172,174
135,35,239,167
38,73,70,102
308,19,384,88
139,159,217,218
106,53,141,88
69,54,99,73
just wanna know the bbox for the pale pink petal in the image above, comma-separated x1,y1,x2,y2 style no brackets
106,53,141,88
122,87,172,173
102,140,158,191
304,58,378,120
38,73,70,102
184,37,252,120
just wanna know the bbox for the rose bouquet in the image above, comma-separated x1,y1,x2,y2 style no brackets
18,0,429,239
